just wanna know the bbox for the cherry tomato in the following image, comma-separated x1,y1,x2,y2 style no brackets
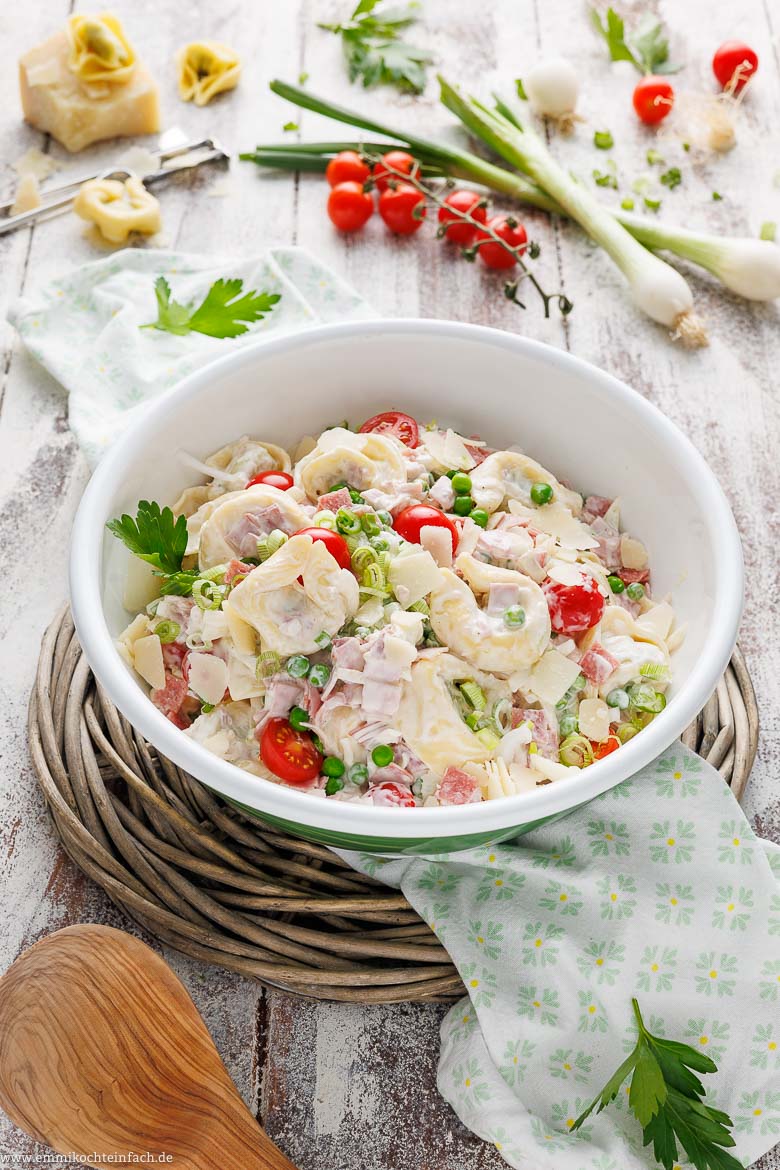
293,527,352,570
378,183,427,235
591,735,621,761
260,717,323,785
326,150,370,187
372,150,418,193
246,470,294,491
476,215,528,269
327,181,374,233
712,40,758,92
393,504,458,555
543,575,605,635
369,781,417,807
359,410,419,448
438,189,488,246
632,76,674,125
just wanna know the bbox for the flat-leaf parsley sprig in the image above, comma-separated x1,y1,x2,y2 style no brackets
107,501,187,576
141,276,281,338
319,0,433,94
573,998,741,1170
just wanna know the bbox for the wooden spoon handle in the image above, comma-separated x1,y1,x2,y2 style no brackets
0,926,296,1170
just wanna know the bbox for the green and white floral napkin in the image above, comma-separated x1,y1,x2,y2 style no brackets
9,246,371,467
344,745,780,1170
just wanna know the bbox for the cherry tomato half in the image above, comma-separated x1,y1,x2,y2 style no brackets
369,781,417,807
246,470,294,491
476,215,528,269
359,410,419,448
260,717,323,785
712,40,758,92
632,76,674,125
293,527,352,570
372,150,418,193
327,181,374,233
393,504,458,555
438,189,488,247
543,575,605,635
591,735,621,761
326,150,370,187
378,183,427,235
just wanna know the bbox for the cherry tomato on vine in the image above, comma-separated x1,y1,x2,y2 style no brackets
712,40,758,92
591,735,621,761
378,183,427,235
369,781,417,807
325,150,370,187
476,215,528,270
543,575,605,635
246,470,294,491
359,411,419,448
327,181,374,233
293,527,352,570
632,76,675,125
438,189,488,246
260,717,323,784
393,504,458,555
372,150,418,192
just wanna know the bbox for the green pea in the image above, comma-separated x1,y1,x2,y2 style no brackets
451,472,472,494
322,756,346,779
607,574,625,594
503,605,526,628
371,744,394,767
445,470,457,479
453,495,475,516
308,663,331,688
530,482,553,506
348,763,369,785
377,510,393,527
559,714,579,736
626,581,645,600
606,688,629,710
470,508,489,528
325,774,345,795
286,655,310,678
289,705,309,730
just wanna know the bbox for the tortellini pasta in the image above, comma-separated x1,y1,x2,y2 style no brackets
429,554,551,675
66,13,136,87
225,534,359,655
197,484,309,568
470,450,583,515
176,41,241,106
173,436,292,520
73,176,161,243
294,428,407,501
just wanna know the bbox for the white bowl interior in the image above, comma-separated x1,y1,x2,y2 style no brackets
78,321,742,838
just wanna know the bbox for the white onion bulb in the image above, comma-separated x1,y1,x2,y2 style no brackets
525,58,580,120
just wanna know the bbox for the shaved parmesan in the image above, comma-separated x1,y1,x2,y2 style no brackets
132,634,165,690
118,144,160,177
531,755,580,783
123,556,161,612
117,613,151,667
227,652,263,700
389,609,425,645
421,428,476,471
388,550,444,607
508,499,599,550
527,648,582,705
10,174,41,215
578,697,611,741
620,534,649,570
635,602,675,642
12,146,59,181
188,652,228,705
223,599,257,655
420,523,453,567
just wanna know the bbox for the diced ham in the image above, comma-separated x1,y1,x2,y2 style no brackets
368,781,417,807
331,637,366,672
226,505,294,558
428,475,456,511
579,643,621,685
317,487,352,512
582,495,613,520
225,558,254,584
254,678,305,735
362,679,401,718
370,763,414,787
150,673,189,726
465,443,494,466
486,582,520,615
515,709,559,760
436,766,482,806
620,567,650,585
162,641,187,673
361,481,425,516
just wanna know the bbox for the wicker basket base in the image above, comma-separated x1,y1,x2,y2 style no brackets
29,606,759,1003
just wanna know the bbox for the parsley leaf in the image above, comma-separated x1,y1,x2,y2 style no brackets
159,569,199,597
573,999,742,1170
660,166,682,189
319,0,433,94
590,6,680,75
106,501,187,576
141,276,281,339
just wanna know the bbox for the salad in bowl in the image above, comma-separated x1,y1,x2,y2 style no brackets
110,408,681,810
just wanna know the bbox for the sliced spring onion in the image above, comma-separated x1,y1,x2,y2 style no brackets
626,682,666,713
460,680,487,710
154,620,180,643
361,512,382,537
257,529,289,561
476,727,501,750
559,733,594,768
408,598,430,616
336,508,362,535
594,129,614,150
493,697,513,734
639,661,668,680
313,509,337,529
257,650,282,679
616,722,639,743
192,578,224,611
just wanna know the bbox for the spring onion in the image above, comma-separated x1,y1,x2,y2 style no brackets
616,722,639,743
313,509,337,529
493,697,513,733
408,598,430,616
627,682,666,713
524,57,580,127
336,508,362,535
361,512,382,537
639,661,668,680
154,620,180,643
256,529,288,561
476,727,501,750
559,733,594,768
192,577,224,610
257,650,282,678
460,680,487,710
309,663,332,688
594,129,614,150
286,654,311,678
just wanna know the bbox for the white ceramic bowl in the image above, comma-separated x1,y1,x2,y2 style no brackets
70,320,743,854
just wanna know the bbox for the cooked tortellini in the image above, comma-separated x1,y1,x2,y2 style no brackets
173,436,292,519
197,484,309,568
73,176,161,243
67,13,136,87
470,450,583,515
225,534,359,655
294,428,407,501
176,41,241,106
429,554,550,674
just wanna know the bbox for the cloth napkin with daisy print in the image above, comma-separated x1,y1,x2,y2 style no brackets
342,743,780,1170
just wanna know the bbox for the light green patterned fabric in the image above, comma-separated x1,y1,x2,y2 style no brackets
343,745,780,1169
9,247,371,467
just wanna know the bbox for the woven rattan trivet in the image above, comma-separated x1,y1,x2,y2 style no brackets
29,605,759,1004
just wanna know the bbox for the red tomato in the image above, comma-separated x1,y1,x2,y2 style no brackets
293,527,352,570
327,181,374,233
632,76,675,125
591,735,621,761
393,504,458,555
246,470,294,491
369,781,417,807
359,411,419,448
378,183,427,235
260,717,323,785
543,575,605,635
476,215,528,269
372,150,418,193
438,189,488,246
326,150,370,187
712,40,758,92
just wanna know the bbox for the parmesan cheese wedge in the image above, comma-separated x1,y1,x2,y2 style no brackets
10,174,41,215
388,550,444,607
132,634,165,691
526,648,582,705
509,499,599,551
187,653,228,706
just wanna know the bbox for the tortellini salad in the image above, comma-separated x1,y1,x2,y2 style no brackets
112,410,682,809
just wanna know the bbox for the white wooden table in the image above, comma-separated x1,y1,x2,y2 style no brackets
1,1,778,1166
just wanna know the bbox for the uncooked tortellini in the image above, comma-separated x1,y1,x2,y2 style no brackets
470,450,582,515
73,176,160,243
294,428,407,502
176,41,241,106
197,484,309,568
67,13,136,87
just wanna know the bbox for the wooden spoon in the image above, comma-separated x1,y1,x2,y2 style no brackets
0,924,296,1169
